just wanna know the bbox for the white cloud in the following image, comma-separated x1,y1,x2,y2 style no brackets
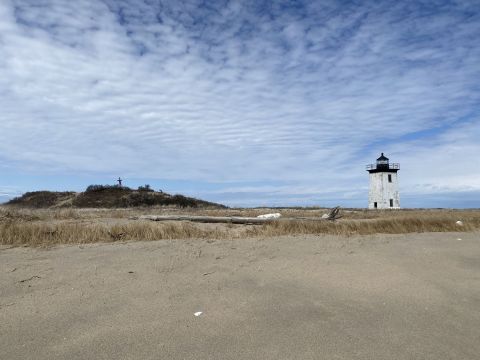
0,0,479,206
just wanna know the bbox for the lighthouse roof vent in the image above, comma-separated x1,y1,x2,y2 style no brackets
377,153,389,161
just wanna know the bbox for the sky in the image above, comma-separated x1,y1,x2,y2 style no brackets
0,0,479,208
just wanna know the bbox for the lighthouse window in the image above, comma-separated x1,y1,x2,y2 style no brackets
390,199,393,207
388,174,392,183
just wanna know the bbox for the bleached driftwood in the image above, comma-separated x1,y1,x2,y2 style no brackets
130,207,342,225
132,215,272,225
326,206,342,221
256,213,282,219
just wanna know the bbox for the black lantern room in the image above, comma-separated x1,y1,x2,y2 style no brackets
366,153,400,173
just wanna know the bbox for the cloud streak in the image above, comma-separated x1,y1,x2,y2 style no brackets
0,0,479,207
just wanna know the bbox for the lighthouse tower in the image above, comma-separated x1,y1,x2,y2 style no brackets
366,153,400,209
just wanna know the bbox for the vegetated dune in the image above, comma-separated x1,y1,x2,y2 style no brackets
5,187,226,209
5,191,77,208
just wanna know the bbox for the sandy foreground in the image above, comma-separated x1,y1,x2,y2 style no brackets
1,232,479,360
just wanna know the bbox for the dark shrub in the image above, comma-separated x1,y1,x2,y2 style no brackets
86,184,131,192
138,184,154,192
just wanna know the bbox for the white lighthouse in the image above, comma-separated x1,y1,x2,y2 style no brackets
366,153,400,209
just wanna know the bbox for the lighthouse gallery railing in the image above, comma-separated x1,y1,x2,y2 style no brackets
365,163,400,170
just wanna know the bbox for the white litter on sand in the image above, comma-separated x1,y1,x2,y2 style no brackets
456,220,463,226
257,213,281,219
194,312,203,317
321,214,329,219
457,238,462,241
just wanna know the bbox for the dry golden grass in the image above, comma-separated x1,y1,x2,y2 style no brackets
1,206,479,247
249,216,479,237
0,221,232,247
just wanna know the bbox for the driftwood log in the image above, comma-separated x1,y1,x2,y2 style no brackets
131,207,342,225
132,215,272,225
326,206,342,221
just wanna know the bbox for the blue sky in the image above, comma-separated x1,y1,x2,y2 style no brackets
0,0,479,208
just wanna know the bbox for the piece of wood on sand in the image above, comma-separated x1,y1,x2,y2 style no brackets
131,215,271,225
130,207,342,225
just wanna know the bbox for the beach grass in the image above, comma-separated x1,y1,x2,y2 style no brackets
1,207,479,247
